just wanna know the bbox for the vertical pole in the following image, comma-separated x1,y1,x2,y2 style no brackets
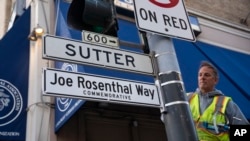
147,33,198,141
26,0,56,141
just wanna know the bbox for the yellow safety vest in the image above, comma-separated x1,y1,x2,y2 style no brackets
189,93,231,141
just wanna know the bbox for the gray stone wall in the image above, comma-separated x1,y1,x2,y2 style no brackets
184,0,250,28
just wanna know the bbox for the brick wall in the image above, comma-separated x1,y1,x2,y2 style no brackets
184,0,250,28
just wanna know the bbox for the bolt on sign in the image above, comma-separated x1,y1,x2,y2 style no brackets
133,0,196,42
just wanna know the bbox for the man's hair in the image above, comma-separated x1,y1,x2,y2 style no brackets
199,61,219,78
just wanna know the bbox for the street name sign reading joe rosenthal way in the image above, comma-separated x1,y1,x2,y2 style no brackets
42,68,160,107
133,0,196,42
43,35,153,75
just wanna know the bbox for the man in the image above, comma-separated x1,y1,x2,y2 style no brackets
187,61,249,141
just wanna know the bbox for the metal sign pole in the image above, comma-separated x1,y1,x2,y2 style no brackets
146,32,198,141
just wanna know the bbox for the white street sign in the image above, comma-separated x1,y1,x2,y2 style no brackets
82,30,119,48
43,68,160,107
43,35,153,74
114,0,134,11
133,0,195,42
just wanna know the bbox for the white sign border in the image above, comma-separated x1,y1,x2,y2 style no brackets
133,0,196,42
42,68,161,108
42,35,154,75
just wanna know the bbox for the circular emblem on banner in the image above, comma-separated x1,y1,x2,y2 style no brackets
149,0,179,8
56,63,77,112
61,63,78,72
0,79,23,126
56,98,72,112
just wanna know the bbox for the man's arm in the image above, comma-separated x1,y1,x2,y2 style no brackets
225,100,249,125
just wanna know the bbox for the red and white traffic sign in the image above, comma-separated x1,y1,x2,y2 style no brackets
133,0,196,42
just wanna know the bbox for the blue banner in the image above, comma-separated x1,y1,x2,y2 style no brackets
0,7,30,141
54,0,85,132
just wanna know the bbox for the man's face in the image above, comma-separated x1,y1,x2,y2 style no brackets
198,66,218,93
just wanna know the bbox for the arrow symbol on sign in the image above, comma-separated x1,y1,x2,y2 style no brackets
109,40,117,44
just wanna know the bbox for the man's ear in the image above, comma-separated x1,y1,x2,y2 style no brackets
214,77,219,84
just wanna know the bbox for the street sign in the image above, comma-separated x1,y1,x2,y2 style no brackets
42,68,160,107
133,0,195,42
82,30,119,48
43,35,154,74
114,0,134,11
